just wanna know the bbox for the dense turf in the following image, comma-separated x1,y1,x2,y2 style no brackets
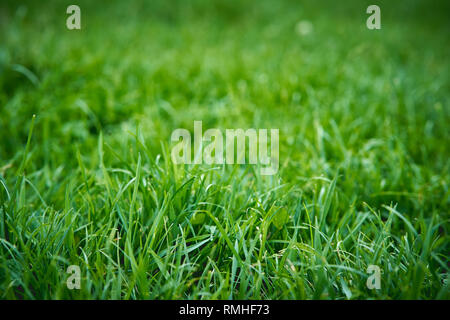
0,0,449,299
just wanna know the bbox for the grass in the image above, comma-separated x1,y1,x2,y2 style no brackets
0,0,449,299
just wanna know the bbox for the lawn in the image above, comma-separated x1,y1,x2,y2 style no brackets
0,0,449,299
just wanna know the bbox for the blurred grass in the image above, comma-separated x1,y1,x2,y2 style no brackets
0,0,449,299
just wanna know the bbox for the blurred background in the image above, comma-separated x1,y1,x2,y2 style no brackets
1,0,448,210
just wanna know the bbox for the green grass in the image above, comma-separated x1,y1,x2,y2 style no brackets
0,0,449,299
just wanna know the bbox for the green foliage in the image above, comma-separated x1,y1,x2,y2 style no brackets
0,0,448,299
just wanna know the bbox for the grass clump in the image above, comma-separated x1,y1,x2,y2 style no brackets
0,0,448,299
